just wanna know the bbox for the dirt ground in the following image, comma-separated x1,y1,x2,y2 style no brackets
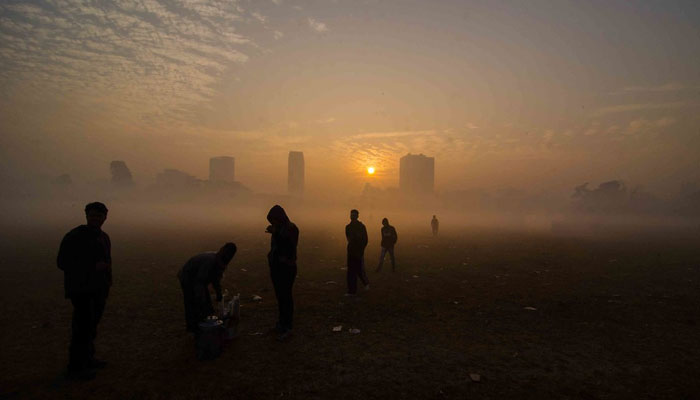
1,221,700,399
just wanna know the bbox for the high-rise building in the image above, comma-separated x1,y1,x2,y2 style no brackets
288,151,305,194
209,156,235,182
399,153,434,194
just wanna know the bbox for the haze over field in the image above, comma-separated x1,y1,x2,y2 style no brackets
1,0,699,198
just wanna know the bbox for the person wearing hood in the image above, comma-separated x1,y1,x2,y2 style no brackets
266,205,299,341
57,202,112,380
376,217,398,272
345,209,369,295
178,243,237,333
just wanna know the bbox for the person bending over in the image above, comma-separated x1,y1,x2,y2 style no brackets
178,243,237,333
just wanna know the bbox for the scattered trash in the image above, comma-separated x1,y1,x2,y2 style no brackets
453,301,460,305
523,306,537,311
252,295,263,302
340,267,347,270
412,275,419,278
469,373,481,382
248,331,263,336
240,268,248,272
462,262,468,266
325,281,337,285
332,325,343,332
349,328,361,334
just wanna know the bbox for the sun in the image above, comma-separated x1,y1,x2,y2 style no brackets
367,166,375,175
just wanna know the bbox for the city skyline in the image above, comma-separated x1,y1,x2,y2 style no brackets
1,1,699,195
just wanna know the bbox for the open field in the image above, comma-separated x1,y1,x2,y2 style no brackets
1,220,700,399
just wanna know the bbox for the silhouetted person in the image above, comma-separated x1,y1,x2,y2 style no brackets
178,243,237,333
266,205,299,341
57,202,112,380
431,215,439,236
376,218,398,272
346,209,369,295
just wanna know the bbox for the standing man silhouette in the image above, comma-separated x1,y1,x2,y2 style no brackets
266,205,299,341
345,209,369,295
431,215,439,237
376,218,398,272
57,202,112,380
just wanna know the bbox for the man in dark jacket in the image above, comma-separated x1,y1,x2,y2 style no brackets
57,202,112,380
266,205,299,341
178,243,237,333
376,218,398,272
345,209,369,295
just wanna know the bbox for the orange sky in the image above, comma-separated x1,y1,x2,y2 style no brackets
1,0,699,196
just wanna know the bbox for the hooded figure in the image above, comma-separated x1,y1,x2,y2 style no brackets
376,217,398,272
266,205,299,341
178,243,237,333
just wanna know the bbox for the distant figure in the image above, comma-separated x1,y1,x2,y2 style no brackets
376,218,398,272
431,215,439,236
345,209,369,295
266,205,299,341
178,243,237,333
57,202,112,380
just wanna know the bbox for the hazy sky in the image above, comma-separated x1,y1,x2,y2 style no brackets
1,0,699,195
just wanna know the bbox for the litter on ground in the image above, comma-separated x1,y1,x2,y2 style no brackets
349,328,361,334
523,306,537,311
332,325,342,332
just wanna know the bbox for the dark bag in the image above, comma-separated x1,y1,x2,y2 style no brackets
196,318,225,360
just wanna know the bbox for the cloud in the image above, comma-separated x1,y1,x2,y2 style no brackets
0,0,266,129
612,82,700,94
592,101,697,117
625,117,676,135
307,17,328,33
315,117,335,124
273,30,284,40
251,11,267,23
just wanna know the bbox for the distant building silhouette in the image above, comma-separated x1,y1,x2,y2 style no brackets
399,153,434,194
156,169,200,188
110,161,133,186
209,156,235,183
288,151,305,195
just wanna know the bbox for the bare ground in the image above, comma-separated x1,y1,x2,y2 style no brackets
1,223,699,399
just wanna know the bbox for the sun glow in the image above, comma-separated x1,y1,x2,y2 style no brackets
367,166,375,175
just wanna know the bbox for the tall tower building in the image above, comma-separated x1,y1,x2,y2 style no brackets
288,151,305,195
399,153,435,194
209,156,235,182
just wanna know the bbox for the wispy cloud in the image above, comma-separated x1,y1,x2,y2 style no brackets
0,0,269,128
611,82,700,94
307,17,328,33
592,101,697,117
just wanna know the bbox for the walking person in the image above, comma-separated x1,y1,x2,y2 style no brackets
177,243,237,333
376,218,398,272
57,202,112,380
345,209,369,295
431,215,439,237
266,205,299,341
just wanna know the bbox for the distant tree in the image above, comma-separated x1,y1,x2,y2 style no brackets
110,161,133,186
572,180,628,213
